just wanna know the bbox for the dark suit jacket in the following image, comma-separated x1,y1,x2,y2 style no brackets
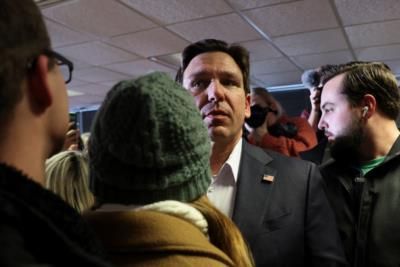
232,141,346,267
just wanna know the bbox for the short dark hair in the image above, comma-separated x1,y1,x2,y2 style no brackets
176,39,251,94
0,0,52,120
322,61,400,120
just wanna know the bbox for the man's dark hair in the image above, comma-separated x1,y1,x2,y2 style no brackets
322,61,400,120
0,0,52,120
175,39,251,94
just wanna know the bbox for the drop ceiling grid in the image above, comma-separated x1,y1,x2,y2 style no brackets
119,0,233,25
243,0,339,37
107,28,189,57
42,0,156,37
166,13,261,43
37,0,400,109
334,0,400,26
291,50,354,69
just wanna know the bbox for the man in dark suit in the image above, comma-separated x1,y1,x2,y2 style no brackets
176,39,347,267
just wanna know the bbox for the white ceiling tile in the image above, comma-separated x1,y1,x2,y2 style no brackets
69,94,105,109
335,0,400,26
109,28,189,57
57,41,138,66
104,59,176,77
99,80,122,88
42,0,156,37
292,50,354,69
45,19,94,48
74,67,131,83
255,70,303,86
67,78,90,88
167,13,260,43
121,0,232,24
251,58,299,75
68,58,92,70
69,83,111,96
244,0,338,37
274,29,348,56
384,59,400,77
239,39,283,61
345,20,400,48
227,0,297,10
355,44,400,62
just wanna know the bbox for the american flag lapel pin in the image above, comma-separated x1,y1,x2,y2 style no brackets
263,174,274,183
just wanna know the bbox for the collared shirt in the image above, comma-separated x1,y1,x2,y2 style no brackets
207,138,242,218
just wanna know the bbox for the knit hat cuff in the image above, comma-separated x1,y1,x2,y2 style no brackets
91,166,211,205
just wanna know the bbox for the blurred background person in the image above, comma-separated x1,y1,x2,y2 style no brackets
245,87,317,157
301,68,323,132
85,72,254,267
46,150,94,213
299,67,333,164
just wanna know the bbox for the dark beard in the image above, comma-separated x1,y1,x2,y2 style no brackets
330,118,364,163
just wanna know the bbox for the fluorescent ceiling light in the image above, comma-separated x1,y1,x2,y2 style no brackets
67,90,84,97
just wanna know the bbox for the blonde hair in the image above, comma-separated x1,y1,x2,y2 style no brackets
190,196,255,267
45,150,94,213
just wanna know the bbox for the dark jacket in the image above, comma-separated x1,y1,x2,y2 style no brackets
0,163,112,267
233,141,347,267
320,137,400,267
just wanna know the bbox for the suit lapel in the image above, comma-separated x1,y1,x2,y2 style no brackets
232,141,275,231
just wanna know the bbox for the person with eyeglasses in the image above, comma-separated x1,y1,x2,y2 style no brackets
0,1,111,266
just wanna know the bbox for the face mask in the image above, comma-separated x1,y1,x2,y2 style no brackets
245,105,270,128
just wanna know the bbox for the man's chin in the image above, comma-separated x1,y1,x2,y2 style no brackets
330,140,360,163
208,126,226,139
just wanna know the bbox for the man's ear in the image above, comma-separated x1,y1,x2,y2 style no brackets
245,93,251,119
361,94,376,118
27,55,53,112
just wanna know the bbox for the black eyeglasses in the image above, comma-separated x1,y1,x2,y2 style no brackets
46,50,74,84
27,49,74,84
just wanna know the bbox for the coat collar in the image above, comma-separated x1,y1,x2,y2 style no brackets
0,162,105,257
85,210,234,266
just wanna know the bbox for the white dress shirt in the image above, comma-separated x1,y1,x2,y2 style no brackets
207,138,242,218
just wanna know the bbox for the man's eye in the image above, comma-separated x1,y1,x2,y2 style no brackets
190,80,209,91
222,79,239,87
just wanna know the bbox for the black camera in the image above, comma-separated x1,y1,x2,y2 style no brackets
269,122,298,138
69,112,79,130
245,105,277,128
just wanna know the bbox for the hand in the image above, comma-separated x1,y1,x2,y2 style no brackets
309,88,321,112
63,122,80,151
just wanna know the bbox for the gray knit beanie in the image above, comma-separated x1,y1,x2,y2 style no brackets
89,72,211,205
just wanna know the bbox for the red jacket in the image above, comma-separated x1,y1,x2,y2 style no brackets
248,116,317,157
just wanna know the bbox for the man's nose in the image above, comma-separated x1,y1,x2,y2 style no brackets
207,80,224,102
318,116,326,131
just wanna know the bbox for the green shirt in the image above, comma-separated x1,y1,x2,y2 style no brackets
358,156,386,176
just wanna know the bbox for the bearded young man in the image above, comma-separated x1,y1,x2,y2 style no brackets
319,61,400,267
